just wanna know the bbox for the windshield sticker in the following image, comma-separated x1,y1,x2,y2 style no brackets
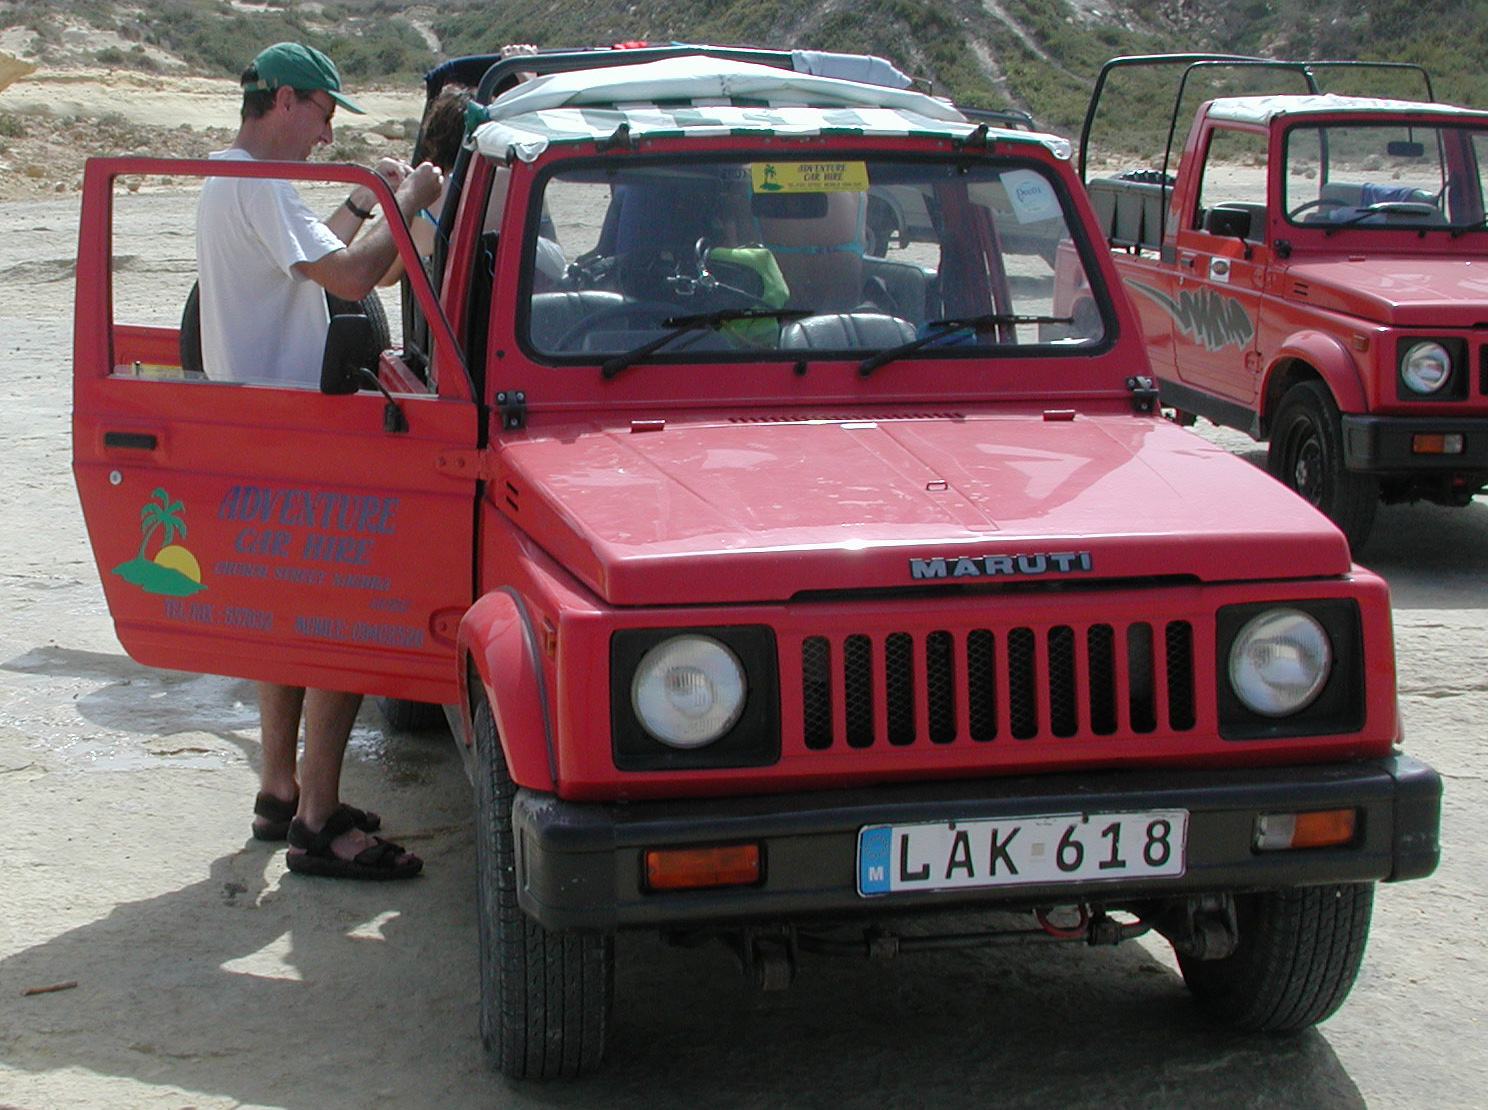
112,487,206,597
1128,279,1254,352
1000,169,1061,224
751,161,869,193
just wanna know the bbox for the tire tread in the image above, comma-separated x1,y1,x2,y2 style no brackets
473,700,612,1079
1178,883,1373,1033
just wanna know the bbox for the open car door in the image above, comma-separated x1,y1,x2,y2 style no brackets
72,157,477,705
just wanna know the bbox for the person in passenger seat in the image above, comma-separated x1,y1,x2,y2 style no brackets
753,189,868,311
195,41,442,880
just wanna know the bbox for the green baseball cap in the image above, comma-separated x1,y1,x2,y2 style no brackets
244,42,366,114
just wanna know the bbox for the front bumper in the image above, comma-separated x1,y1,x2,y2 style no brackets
511,755,1441,932
1342,413,1488,474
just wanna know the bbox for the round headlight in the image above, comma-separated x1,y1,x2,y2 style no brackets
1401,341,1452,394
1228,608,1332,717
631,635,747,748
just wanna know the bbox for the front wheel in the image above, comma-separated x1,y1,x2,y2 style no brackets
472,697,612,1079
1177,883,1373,1033
1268,381,1379,553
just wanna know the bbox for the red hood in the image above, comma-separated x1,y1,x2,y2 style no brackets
1286,255,1488,326
497,412,1350,605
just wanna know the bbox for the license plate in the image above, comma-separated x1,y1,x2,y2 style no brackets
857,809,1188,895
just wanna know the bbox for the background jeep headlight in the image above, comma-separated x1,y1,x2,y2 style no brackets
631,635,746,748
1228,608,1331,717
1400,340,1452,394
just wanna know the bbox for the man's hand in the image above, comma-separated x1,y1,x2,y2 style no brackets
348,158,414,216
398,161,446,216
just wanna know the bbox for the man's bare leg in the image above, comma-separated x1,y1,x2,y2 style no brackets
282,688,421,875
257,682,305,804
297,687,363,825
295,689,407,862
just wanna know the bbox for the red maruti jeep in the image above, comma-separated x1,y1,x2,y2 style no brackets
73,45,1440,1079
1076,54,1488,551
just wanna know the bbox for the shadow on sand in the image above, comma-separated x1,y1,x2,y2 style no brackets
1,651,1368,1110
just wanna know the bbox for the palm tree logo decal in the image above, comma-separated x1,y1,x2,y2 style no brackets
112,488,206,596
758,163,783,191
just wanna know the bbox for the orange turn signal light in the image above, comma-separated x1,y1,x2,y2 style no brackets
1412,433,1465,455
644,844,761,891
1255,808,1358,852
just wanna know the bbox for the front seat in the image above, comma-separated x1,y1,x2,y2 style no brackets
779,312,917,350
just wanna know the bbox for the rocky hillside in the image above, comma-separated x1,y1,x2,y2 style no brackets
1,0,1484,199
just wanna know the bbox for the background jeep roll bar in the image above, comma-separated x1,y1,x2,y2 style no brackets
1078,53,1438,252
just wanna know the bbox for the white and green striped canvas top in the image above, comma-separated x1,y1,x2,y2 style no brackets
470,56,1071,163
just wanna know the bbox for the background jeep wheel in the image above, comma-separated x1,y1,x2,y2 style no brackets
1177,883,1373,1033
1268,380,1379,553
471,697,612,1079
374,696,446,733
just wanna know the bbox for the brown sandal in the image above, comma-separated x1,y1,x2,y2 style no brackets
251,791,381,842
284,804,422,881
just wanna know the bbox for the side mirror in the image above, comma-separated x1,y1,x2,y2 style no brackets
319,313,377,395
319,313,408,433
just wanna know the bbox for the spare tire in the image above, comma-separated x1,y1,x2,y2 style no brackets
179,283,390,377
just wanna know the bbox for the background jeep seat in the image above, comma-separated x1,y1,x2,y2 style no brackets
860,257,930,321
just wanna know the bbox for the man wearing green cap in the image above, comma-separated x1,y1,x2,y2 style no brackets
196,42,442,880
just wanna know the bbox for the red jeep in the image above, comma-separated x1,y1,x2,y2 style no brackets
1075,53,1488,551
73,45,1440,1079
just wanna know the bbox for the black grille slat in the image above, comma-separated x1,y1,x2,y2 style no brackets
1127,622,1156,733
844,634,874,748
966,629,997,742
797,621,1197,750
1088,624,1117,734
802,636,833,750
1048,626,1078,738
926,631,957,743
1166,621,1196,730
1009,628,1038,739
885,633,915,745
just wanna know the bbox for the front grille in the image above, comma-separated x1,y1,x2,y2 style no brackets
800,621,1196,750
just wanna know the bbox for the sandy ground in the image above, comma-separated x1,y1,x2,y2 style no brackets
0,63,426,202
2,65,1488,1110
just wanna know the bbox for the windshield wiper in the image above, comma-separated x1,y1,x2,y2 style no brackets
600,308,811,379
857,312,1074,376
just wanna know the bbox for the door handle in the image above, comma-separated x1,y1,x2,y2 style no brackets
103,430,159,450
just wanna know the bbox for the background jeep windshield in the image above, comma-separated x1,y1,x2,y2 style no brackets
1284,123,1488,228
523,155,1101,359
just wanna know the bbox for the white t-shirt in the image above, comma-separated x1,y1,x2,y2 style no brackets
195,148,347,384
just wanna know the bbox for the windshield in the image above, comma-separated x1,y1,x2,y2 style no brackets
520,154,1107,361
1283,122,1488,229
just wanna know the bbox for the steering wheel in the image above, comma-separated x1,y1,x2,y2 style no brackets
693,237,776,311
552,300,681,352
1286,197,1350,220
559,252,615,291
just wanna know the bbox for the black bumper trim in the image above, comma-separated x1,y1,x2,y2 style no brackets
511,755,1441,932
1341,413,1488,473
